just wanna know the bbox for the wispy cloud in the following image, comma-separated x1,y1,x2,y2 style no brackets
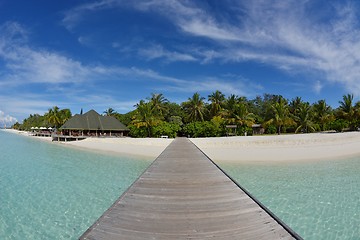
132,0,246,42
138,44,197,63
0,94,55,120
62,0,120,30
116,0,360,95
128,67,261,97
0,21,256,119
0,22,90,86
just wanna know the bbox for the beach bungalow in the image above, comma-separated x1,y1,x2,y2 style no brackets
54,110,129,141
252,124,265,135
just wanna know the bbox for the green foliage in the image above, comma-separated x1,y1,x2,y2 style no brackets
103,107,117,116
336,94,359,130
59,109,72,126
148,93,169,117
168,116,183,126
164,102,185,121
152,122,181,138
116,111,135,126
12,122,21,130
128,125,149,138
265,96,295,134
131,100,161,137
19,114,46,130
44,106,72,129
183,121,222,138
312,100,334,131
211,116,226,136
182,93,207,122
266,125,277,134
16,92,360,137
237,125,253,136
328,119,349,132
208,90,225,118
293,102,316,133
14,106,71,130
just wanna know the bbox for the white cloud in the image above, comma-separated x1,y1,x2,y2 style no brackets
138,44,197,62
59,0,360,95
0,110,18,125
179,18,242,42
134,68,262,97
313,80,323,94
132,0,246,42
0,22,91,86
62,0,120,30
115,0,360,95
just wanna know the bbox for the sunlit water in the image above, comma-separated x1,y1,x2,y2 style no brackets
220,158,360,240
0,131,152,239
2,131,360,239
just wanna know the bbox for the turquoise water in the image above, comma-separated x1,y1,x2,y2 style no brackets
2,131,360,239
0,131,152,239
220,158,360,240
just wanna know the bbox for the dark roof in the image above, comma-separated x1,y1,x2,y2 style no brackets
61,110,129,131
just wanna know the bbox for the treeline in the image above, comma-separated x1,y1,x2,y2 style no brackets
12,106,71,131
13,92,360,138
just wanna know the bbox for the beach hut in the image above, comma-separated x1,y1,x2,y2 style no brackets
225,125,237,136
59,110,129,138
252,124,265,135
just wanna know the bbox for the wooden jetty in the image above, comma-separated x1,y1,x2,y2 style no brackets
51,134,86,142
80,138,302,240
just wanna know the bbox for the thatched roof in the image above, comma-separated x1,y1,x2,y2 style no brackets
61,110,129,131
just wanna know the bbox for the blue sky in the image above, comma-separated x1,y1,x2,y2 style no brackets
1,0,360,125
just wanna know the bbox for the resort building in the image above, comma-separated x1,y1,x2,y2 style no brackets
54,110,129,141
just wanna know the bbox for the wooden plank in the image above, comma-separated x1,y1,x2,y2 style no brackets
80,138,302,240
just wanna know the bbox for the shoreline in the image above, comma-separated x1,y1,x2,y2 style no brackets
190,132,360,163
1,129,173,159
63,137,173,159
3,129,360,163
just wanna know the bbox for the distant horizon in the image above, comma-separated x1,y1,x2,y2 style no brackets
1,1,360,125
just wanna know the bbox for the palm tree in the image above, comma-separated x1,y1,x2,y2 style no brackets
222,94,238,118
294,103,315,133
103,107,117,116
148,93,168,117
222,96,254,124
45,106,61,128
339,94,354,114
131,100,160,137
182,93,207,122
230,103,255,127
208,90,225,117
59,109,72,126
266,97,294,134
224,94,238,110
289,97,303,115
312,100,334,131
338,94,357,130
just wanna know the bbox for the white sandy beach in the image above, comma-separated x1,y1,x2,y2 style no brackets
48,132,360,162
2,129,173,158
65,137,173,158
191,132,360,162
2,129,53,142
4,129,360,162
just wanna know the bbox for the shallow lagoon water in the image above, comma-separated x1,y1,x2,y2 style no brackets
2,131,360,239
220,158,360,240
0,131,151,239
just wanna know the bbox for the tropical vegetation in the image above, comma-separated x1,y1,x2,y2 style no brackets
12,92,360,138
13,106,72,130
